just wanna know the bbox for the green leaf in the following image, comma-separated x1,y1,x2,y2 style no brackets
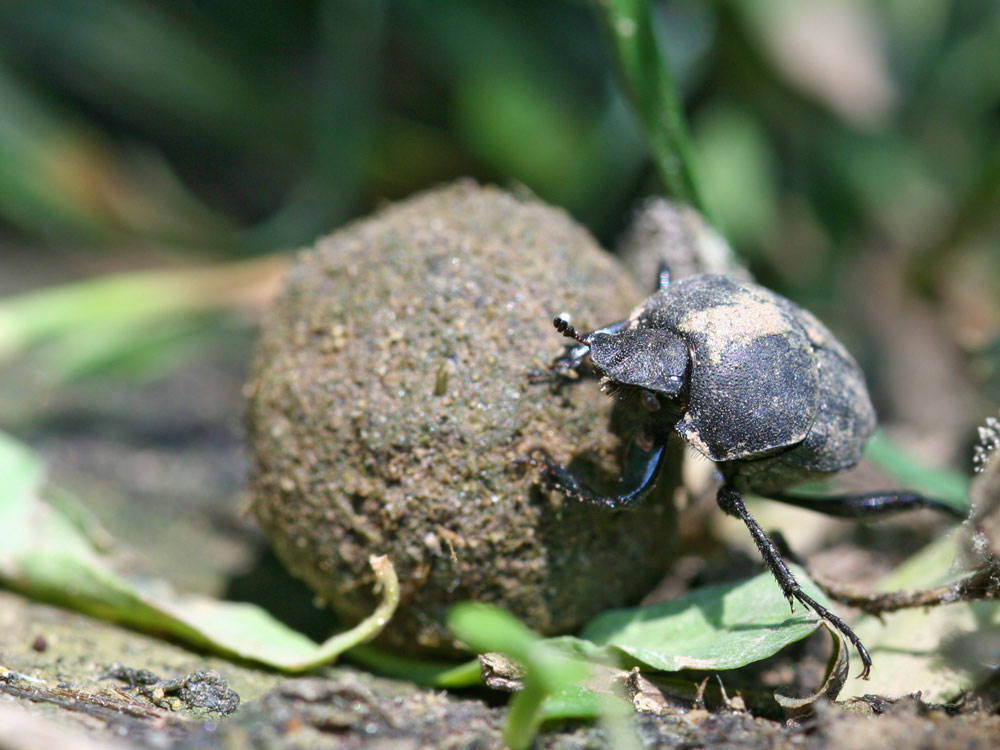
578,565,827,671
446,572,831,748
0,257,287,386
839,532,1000,701
693,102,778,250
0,430,399,673
346,645,481,688
864,430,970,513
454,64,629,215
0,426,45,511
448,603,605,750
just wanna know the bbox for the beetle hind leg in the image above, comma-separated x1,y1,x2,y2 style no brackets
716,485,873,679
767,490,967,521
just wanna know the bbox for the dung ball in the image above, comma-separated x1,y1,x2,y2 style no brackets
246,182,679,655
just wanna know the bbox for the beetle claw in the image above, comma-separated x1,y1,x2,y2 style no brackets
512,447,556,473
526,368,555,384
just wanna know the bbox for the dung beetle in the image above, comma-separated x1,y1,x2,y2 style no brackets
533,269,965,678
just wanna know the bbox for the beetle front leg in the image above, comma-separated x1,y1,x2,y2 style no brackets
527,342,591,383
528,319,631,384
716,485,873,679
535,428,667,510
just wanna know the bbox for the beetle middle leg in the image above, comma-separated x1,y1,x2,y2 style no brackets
535,427,668,510
656,261,672,291
716,484,873,679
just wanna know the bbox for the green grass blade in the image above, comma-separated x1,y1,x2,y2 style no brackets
595,0,712,220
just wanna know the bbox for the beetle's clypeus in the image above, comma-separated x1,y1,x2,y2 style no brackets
532,270,965,678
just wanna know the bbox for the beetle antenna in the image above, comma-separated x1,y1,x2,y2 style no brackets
553,317,588,345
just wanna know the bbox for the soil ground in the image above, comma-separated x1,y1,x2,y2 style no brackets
1,245,998,749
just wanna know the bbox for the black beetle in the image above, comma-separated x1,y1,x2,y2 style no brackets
533,269,964,678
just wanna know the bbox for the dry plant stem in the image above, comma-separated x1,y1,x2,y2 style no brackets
280,554,400,672
809,560,1000,616
0,673,171,726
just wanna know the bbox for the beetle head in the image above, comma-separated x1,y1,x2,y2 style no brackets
588,327,689,399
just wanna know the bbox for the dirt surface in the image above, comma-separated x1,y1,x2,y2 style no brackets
4,592,1000,750
2,189,999,749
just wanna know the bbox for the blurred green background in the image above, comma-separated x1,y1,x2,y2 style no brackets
0,0,998,468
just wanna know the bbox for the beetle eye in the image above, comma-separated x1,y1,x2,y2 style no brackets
640,390,661,412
